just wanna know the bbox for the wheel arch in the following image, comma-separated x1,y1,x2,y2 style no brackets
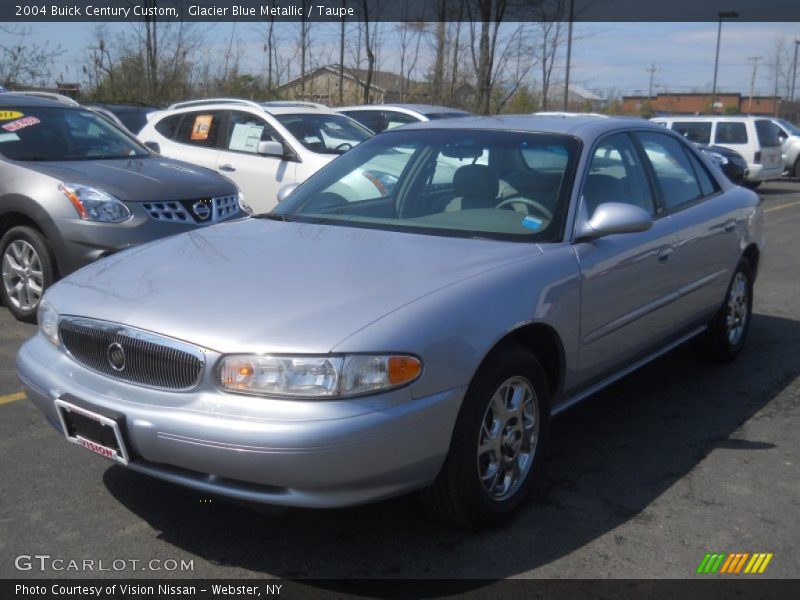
473,322,565,402
742,243,760,281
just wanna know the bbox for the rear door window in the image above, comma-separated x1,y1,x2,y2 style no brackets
154,114,182,139
672,121,712,144
175,111,224,147
714,122,747,145
755,120,781,147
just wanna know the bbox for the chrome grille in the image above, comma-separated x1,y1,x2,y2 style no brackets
142,195,240,224
59,318,205,390
142,201,191,223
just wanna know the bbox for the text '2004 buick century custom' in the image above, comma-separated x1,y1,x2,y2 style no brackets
17,115,763,528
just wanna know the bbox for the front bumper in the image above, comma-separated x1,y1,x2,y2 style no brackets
17,334,464,507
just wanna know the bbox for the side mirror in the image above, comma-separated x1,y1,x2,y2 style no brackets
277,183,300,203
143,141,160,154
576,202,653,241
257,141,286,158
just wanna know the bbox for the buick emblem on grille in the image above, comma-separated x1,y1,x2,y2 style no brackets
192,201,212,221
107,342,126,371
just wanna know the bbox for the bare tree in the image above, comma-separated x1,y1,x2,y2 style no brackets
397,18,427,102
361,0,379,103
535,0,566,111
465,0,512,114
431,0,448,103
0,25,64,88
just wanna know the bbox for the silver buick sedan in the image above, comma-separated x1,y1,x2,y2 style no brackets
17,115,763,528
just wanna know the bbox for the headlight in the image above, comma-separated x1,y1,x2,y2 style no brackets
59,183,132,223
218,354,422,398
37,298,60,346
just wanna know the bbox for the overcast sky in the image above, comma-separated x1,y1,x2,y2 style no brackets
13,20,800,99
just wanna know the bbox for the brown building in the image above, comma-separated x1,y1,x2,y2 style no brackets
278,65,428,106
621,92,780,116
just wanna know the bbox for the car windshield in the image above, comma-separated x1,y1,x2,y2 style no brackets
0,106,149,161
271,129,580,242
425,112,472,120
776,119,800,136
273,113,372,155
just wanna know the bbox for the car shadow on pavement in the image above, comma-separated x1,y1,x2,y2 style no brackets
104,312,800,584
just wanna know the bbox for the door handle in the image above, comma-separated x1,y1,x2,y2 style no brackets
656,246,674,263
724,220,736,232
219,164,236,172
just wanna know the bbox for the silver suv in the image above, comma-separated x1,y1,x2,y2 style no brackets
0,93,245,321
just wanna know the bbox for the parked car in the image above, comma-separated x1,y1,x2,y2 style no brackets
766,118,800,177
0,92,245,322
696,144,748,184
651,115,783,188
139,98,372,213
86,103,159,135
336,103,472,133
18,115,763,528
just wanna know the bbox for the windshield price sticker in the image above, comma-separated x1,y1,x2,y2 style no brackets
1,116,40,132
0,111,24,121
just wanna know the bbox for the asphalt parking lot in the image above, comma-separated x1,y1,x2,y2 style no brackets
1,181,799,582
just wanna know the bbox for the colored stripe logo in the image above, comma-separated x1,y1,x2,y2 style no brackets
697,552,773,574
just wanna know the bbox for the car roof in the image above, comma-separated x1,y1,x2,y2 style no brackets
0,93,80,109
652,115,769,121
396,113,659,138
337,103,470,115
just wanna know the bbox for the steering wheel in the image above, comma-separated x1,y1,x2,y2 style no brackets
495,195,554,221
334,142,353,152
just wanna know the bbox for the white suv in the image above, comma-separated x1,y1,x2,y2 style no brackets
651,115,783,188
139,99,372,213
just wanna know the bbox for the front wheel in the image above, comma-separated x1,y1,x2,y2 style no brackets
703,260,753,363
0,226,55,323
422,346,550,528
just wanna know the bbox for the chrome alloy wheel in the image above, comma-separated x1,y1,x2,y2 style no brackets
726,271,749,346
477,376,540,501
2,240,44,311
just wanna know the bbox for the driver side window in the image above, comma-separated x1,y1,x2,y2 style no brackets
585,133,655,218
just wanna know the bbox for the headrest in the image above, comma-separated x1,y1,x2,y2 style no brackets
453,164,499,199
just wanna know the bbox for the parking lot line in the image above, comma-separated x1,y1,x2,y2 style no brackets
0,392,26,406
764,199,800,213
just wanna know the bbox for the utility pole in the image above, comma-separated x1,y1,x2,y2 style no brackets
562,0,575,111
711,11,738,113
747,56,762,114
646,63,660,98
791,40,800,109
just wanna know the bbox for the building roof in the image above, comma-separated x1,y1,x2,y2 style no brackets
279,65,423,94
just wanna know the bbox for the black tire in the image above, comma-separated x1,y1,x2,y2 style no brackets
703,260,753,363
742,181,761,190
793,157,800,179
422,346,550,529
0,226,56,323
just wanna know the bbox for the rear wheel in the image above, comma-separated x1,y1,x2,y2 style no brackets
0,226,55,322
742,181,761,190
793,157,800,179
422,346,550,528
703,260,753,363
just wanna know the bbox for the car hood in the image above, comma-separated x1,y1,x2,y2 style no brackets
48,219,542,354
27,157,234,201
